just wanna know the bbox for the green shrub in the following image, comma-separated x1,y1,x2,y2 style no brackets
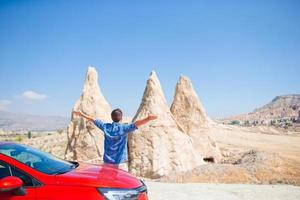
230,120,240,125
15,135,23,142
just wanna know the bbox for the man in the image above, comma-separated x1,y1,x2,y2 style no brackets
73,108,157,170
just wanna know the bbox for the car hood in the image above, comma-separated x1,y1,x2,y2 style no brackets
55,163,143,188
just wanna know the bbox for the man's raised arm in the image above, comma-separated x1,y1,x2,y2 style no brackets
134,114,158,128
73,110,95,122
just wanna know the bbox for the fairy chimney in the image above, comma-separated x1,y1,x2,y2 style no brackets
170,76,222,162
128,71,204,179
65,66,111,162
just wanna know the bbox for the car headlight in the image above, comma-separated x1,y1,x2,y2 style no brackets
97,183,147,200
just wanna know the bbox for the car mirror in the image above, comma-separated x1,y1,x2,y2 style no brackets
0,176,26,196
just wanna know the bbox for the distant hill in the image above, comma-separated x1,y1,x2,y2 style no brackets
222,94,300,125
254,94,300,114
0,111,69,131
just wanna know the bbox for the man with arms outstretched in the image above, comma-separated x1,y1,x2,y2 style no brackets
73,108,157,170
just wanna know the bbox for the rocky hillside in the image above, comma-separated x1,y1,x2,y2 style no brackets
0,111,69,131
253,94,300,118
223,94,300,126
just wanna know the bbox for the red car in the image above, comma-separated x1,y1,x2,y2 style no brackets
0,141,148,200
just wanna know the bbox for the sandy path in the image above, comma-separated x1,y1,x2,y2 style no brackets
145,181,300,200
212,125,300,160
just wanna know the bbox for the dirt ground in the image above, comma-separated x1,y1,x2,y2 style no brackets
145,181,300,200
212,124,300,161
150,124,300,185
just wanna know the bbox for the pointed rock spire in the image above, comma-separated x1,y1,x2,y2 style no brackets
65,66,111,162
171,75,222,162
128,71,204,179
171,75,210,129
132,71,172,124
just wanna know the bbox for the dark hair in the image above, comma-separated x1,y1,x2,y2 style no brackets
111,108,123,122
111,108,123,116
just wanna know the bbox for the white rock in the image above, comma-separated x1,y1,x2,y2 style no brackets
64,66,111,162
128,71,204,179
170,76,222,162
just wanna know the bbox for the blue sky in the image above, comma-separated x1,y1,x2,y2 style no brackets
0,0,299,118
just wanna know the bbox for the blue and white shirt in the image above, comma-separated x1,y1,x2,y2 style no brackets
94,119,137,165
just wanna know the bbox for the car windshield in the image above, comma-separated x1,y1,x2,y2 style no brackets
0,143,77,175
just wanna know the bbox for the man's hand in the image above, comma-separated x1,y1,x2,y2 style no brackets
73,110,83,116
72,110,95,122
147,114,158,121
135,114,158,128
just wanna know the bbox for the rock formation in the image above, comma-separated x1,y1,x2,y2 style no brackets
254,94,300,119
222,94,300,126
170,76,222,162
65,66,111,162
128,71,204,179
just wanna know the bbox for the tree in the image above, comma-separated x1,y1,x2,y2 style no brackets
27,131,32,139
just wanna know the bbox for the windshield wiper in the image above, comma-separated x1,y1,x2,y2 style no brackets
53,162,79,175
